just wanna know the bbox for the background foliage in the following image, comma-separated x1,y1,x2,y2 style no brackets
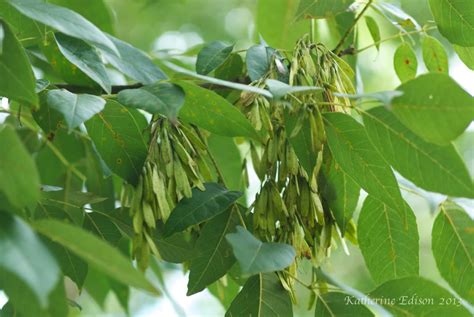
0,0,473,316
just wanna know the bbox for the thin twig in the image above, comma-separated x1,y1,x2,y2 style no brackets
334,0,373,53
352,27,435,55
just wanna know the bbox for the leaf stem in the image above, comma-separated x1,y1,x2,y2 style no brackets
334,0,374,53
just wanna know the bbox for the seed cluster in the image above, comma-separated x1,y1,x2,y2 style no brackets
121,120,212,270
240,35,355,294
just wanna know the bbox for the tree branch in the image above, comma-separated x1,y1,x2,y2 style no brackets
333,0,373,54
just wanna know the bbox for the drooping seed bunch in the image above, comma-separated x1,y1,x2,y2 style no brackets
121,119,212,270
239,35,356,295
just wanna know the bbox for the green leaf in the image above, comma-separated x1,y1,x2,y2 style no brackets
176,81,260,140
323,113,405,212
394,42,418,83
369,277,471,316
163,183,242,237
432,201,474,304
0,125,40,211
390,73,474,145
363,107,474,198
422,35,449,73
49,0,114,34
295,0,353,20
454,45,474,70
117,83,184,119
0,212,60,308
226,226,296,275
103,35,167,84
196,41,234,75
284,109,318,176
46,89,105,130
84,141,115,212
33,219,158,294
164,61,272,98
154,231,195,263
266,79,322,100
429,0,474,47
215,53,244,81
319,152,360,234
256,0,308,49
226,273,293,317
365,16,381,51
85,100,148,185
207,134,243,191
187,207,240,295
8,0,118,54
315,292,374,317
246,44,274,82
46,239,88,289
84,212,123,246
0,19,37,106
358,196,419,284
0,2,44,47
55,33,111,94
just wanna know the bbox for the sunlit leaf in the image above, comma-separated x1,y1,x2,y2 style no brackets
394,42,417,83
358,196,419,284
429,0,474,46
390,73,474,145
422,35,449,73
432,201,474,304
363,107,474,198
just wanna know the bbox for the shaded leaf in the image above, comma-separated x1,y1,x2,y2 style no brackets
0,19,37,106
358,196,419,284
390,73,474,145
85,100,148,185
363,107,474,198
46,89,105,130
33,219,158,294
55,33,111,94
187,207,240,295
226,226,295,275
246,44,275,82
0,212,60,308
394,42,417,83
163,183,242,237
0,125,40,211
117,83,184,119
215,53,244,81
176,81,260,140
422,35,449,73
323,113,405,212
154,231,195,263
196,41,234,75
432,201,474,304
319,152,360,234
226,273,292,317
